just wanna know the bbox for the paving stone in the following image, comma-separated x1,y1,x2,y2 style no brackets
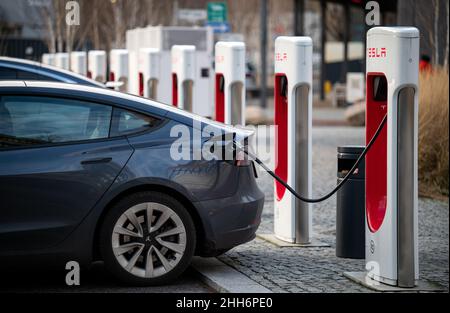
217,127,449,293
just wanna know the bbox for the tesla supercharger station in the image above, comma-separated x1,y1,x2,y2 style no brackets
55,53,69,70
88,50,107,82
125,26,214,115
171,45,196,112
109,49,129,92
70,51,87,76
138,48,160,100
42,53,55,66
364,27,419,288
273,37,313,244
214,41,246,125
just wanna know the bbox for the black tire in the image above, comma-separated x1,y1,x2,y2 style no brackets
99,191,196,286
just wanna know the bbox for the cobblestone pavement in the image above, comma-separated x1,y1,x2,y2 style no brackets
218,127,449,293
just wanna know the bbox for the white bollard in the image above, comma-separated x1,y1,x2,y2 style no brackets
171,45,196,112
109,49,129,92
365,26,419,287
125,26,214,116
88,50,107,82
273,37,313,244
70,51,87,76
138,48,161,100
55,53,69,70
41,53,55,66
214,41,246,125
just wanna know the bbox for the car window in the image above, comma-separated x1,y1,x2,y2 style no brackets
111,108,160,137
0,66,60,82
0,96,112,148
16,69,41,80
0,67,17,79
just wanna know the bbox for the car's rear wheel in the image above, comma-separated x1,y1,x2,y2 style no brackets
100,191,196,285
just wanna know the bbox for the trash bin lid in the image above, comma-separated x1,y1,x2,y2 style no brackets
337,145,365,154
337,145,365,179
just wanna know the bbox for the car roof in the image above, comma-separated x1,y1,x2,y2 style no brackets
0,56,105,88
0,79,165,110
0,56,44,67
0,80,180,113
0,80,253,137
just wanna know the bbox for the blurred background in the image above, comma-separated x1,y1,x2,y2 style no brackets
0,0,448,198
1,1,448,97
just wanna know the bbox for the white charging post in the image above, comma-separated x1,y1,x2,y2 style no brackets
171,45,196,112
41,53,55,66
273,37,313,244
55,52,69,70
346,72,365,104
126,27,146,95
364,27,419,287
138,48,161,100
109,49,129,92
214,41,246,125
125,26,214,116
70,51,87,76
88,50,107,82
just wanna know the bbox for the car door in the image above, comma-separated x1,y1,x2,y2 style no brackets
0,95,133,251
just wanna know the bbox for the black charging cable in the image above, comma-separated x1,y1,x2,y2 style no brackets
234,115,387,203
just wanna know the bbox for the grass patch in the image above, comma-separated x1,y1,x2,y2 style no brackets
418,67,449,200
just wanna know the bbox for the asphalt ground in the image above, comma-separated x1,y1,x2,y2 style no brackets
0,262,212,293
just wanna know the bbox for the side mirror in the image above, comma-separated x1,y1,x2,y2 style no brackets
105,81,124,89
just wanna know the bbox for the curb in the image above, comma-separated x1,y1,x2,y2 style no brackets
191,257,272,293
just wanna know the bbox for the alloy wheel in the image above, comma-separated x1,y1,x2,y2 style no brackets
111,202,187,278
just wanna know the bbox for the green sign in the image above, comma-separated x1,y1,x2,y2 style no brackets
207,2,227,22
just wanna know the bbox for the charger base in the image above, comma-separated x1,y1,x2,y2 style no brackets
257,233,330,248
344,271,445,292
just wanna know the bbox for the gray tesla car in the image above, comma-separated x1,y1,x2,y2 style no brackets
0,81,264,285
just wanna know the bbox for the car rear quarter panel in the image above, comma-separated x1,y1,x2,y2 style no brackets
124,119,240,201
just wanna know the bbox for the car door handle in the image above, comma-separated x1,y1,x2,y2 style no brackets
81,157,112,165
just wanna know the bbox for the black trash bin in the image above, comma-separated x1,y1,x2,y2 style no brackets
336,145,365,259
